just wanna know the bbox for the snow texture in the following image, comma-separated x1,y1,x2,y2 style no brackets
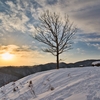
0,67,100,100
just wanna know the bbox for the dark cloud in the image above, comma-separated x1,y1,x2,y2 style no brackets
46,0,58,5
78,33,100,39
74,6,100,19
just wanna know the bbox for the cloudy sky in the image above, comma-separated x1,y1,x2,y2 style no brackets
0,0,100,66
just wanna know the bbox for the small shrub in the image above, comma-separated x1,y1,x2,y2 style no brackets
13,86,18,92
50,87,54,91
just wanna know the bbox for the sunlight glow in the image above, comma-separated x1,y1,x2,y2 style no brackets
1,52,14,61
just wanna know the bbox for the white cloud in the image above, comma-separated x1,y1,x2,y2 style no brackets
79,37,100,43
87,43,100,50
76,48,85,54
0,0,37,34
0,0,100,35
28,24,36,33
1,0,100,33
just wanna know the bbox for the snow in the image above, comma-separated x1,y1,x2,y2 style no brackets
0,67,100,100
66,93,87,100
92,61,100,65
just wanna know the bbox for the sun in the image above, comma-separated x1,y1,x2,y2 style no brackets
1,52,14,61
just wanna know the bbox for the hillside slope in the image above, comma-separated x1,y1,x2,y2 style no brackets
0,67,100,100
0,59,100,87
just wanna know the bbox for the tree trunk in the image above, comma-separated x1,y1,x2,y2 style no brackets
56,53,59,69
56,40,59,69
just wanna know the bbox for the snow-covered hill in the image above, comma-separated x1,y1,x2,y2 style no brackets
0,67,100,100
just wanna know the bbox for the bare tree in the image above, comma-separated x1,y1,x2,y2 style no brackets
34,10,77,69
